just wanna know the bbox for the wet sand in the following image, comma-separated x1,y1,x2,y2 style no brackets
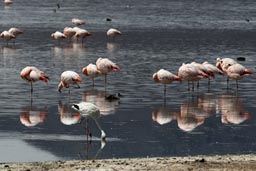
1,154,256,171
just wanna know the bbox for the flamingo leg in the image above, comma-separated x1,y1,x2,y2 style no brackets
227,77,229,89
236,80,238,89
92,78,94,87
30,82,33,93
164,84,166,97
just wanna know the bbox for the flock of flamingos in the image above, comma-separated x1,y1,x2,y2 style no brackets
0,2,254,139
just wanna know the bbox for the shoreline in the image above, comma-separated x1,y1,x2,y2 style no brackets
1,154,256,171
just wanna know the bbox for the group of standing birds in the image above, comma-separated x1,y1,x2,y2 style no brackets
0,27,23,44
153,57,253,94
20,57,121,140
51,18,122,44
20,57,121,94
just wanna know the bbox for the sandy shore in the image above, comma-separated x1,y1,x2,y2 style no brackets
1,155,256,171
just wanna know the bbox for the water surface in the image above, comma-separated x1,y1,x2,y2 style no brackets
0,0,255,162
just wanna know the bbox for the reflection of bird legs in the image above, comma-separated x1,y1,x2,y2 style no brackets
93,139,106,160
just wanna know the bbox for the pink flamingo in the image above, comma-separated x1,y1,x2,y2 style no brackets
71,18,85,26
51,31,67,44
73,27,92,44
107,28,122,41
226,63,253,89
4,0,12,5
20,66,49,93
82,63,100,86
178,63,209,90
8,27,23,44
63,27,76,41
202,61,223,85
96,57,121,86
216,57,238,87
0,31,15,45
152,69,181,95
58,71,82,93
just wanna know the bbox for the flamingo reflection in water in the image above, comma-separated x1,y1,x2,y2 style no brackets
177,99,210,132
152,107,178,125
216,94,251,125
82,89,120,116
20,105,48,127
58,101,81,125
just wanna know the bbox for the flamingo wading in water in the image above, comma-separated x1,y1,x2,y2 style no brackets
96,57,121,87
58,71,82,93
225,63,253,89
82,63,100,87
20,66,49,93
72,102,106,140
152,69,181,96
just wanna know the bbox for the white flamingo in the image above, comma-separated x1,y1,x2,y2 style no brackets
72,102,106,140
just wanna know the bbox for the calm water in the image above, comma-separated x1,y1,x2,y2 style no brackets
0,0,255,162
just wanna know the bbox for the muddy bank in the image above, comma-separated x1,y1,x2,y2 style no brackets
1,154,256,171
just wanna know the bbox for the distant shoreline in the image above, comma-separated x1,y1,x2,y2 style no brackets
1,154,256,171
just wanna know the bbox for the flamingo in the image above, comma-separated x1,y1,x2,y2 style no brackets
217,94,251,125
202,61,223,84
73,27,92,44
216,57,237,73
8,27,23,44
152,107,177,125
63,27,76,41
20,106,48,127
152,69,181,96
51,31,67,44
191,61,214,88
0,31,15,45
58,71,82,93
226,63,253,89
72,102,106,140
96,57,121,86
20,66,49,93
106,28,122,41
4,0,12,5
71,18,85,26
216,57,238,87
82,63,100,86
58,101,81,125
178,63,209,90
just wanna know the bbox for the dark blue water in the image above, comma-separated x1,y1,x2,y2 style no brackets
0,0,255,162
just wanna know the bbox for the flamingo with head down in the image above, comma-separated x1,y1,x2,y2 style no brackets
58,71,82,93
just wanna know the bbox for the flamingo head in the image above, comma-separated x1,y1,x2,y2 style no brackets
82,67,88,76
